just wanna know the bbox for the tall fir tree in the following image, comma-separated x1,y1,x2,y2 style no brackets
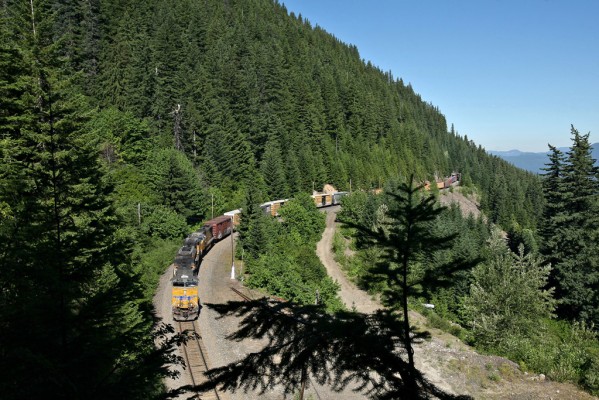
0,2,177,397
341,176,467,397
540,145,567,264
541,126,599,325
260,137,289,199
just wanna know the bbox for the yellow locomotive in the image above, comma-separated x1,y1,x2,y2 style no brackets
171,251,199,321
171,215,234,321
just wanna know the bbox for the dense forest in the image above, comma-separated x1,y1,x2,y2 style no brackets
5,0,542,226
1,0,597,398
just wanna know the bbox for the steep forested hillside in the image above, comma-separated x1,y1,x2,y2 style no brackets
38,0,541,229
1,0,559,398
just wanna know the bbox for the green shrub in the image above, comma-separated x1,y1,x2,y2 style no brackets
141,205,189,240
422,308,466,340
480,319,599,395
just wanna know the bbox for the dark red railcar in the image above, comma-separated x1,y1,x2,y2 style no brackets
203,215,233,240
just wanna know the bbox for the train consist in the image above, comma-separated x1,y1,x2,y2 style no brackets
259,191,348,216
169,176,460,320
435,172,461,190
170,189,347,320
171,215,234,321
424,172,461,191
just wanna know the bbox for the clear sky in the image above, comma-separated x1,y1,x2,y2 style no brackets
281,0,599,152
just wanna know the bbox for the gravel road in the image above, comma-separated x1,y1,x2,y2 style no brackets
316,206,380,314
155,233,368,399
154,203,596,400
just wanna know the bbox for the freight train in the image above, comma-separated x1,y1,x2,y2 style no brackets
259,191,348,216
171,215,234,321
170,189,347,320
435,172,461,190
170,178,459,320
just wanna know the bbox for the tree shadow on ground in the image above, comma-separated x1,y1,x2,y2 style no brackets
188,299,472,400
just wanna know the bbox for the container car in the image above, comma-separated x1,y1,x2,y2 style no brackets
260,199,288,216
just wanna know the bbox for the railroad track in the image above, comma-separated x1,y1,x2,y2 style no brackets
230,286,252,302
229,286,323,400
177,320,222,400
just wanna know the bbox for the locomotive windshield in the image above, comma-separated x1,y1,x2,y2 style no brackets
173,280,198,287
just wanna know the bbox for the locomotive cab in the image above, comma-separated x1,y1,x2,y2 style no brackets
172,272,199,321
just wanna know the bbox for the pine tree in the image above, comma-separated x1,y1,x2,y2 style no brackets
342,176,465,396
237,182,269,260
463,230,555,350
0,3,176,397
260,137,289,199
541,127,599,325
143,148,207,222
540,145,567,264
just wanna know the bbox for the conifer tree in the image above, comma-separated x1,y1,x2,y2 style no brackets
463,230,555,350
143,148,207,222
237,182,269,260
260,137,289,199
340,176,467,396
0,3,177,397
541,127,599,325
540,145,566,263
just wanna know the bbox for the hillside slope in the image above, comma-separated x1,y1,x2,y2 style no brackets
317,207,596,399
50,0,543,230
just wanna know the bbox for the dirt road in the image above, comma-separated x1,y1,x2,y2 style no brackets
316,206,380,314
315,205,597,400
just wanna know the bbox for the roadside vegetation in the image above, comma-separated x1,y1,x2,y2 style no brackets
2,0,597,398
332,130,599,395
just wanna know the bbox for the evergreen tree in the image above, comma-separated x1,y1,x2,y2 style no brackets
542,127,599,324
463,230,555,350
0,4,176,397
260,137,289,199
342,176,466,396
143,148,207,222
540,145,567,264
237,180,268,257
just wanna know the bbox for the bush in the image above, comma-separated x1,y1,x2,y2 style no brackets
422,308,466,340
141,205,189,240
135,238,180,298
482,319,599,395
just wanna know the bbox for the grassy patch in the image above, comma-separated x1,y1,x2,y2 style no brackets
421,308,466,340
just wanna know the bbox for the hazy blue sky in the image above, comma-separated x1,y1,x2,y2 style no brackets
281,0,599,151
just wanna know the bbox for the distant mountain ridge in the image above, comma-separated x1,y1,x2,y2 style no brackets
489,143,599,173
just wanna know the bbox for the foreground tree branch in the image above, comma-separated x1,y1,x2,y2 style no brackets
192,299,471,399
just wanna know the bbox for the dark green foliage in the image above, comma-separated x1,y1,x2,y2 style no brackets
427,204,490,320
86,107,152,166
476,318,599,396
278,193,326,245
260,137,289,199
143,148,207,223
141,205,189,240
237,182,269,259
541,126,599,325
0,3,183,398
462,230,556,350
247,249,341,310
